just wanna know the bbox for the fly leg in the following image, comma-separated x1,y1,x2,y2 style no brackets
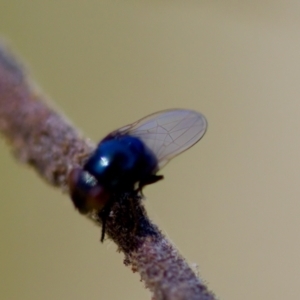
137,174,164,196
99,199,114,242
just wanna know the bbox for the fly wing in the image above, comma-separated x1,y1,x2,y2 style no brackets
117,109,207,169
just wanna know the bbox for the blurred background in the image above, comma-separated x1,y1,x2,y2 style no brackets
1,1,300,299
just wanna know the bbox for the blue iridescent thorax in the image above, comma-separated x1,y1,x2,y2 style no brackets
84,135,158,191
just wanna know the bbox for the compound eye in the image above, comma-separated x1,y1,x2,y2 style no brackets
68,168,110,214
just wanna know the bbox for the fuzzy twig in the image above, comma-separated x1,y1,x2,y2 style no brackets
0,42,216,300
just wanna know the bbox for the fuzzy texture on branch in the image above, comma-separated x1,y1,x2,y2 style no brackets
0,42,216,300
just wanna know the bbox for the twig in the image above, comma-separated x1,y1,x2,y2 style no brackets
0,42,216,300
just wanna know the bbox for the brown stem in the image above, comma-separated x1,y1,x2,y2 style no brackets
0,41,216,300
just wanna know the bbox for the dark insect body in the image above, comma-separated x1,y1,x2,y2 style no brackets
68,109,207,241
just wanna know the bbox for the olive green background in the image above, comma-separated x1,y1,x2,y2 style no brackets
1,1,300,299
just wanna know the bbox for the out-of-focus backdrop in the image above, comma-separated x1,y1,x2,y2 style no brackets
1,2,300,299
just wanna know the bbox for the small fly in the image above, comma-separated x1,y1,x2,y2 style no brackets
68,109,207,241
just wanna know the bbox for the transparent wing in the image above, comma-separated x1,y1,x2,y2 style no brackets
115,109,207,169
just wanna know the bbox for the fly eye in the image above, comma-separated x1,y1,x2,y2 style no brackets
81,171,98,187
68,167,110,214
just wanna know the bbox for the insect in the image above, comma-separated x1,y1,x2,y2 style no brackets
68,109,207,241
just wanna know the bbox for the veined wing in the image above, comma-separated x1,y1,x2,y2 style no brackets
117,109,207,168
